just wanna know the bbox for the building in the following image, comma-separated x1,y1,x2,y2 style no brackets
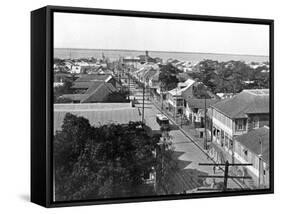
53,73,72,88
216,92,235,100
209,89,269,161
138,51,161,64
185,98,219,126
58,74,122,103
233,126,269,188
70,65,81,74
166,79,196,117
61,82,118,103
143,68,158,87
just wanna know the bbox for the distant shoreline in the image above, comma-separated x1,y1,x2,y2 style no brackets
54,48,269,58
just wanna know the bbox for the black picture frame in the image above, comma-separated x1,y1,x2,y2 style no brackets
31,5,274,208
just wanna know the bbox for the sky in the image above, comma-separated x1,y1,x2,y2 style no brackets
54,12,269,56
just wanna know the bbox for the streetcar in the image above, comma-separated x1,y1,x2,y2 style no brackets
156,114,170,129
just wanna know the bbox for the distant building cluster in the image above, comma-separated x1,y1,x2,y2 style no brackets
60,74,121,103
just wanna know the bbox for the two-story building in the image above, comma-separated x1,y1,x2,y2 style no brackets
233,126,269,189
166,79,196,118
185,98,219,126
209,89,269,162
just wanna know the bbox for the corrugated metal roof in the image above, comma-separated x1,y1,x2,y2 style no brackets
59,94,88,101
75,74,111,82
54,103,132,111
72,81,95,89
54,108,141,132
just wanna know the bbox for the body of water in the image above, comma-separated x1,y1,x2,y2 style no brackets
54,48,269,63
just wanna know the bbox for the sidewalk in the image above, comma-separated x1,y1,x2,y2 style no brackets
151,98,251,190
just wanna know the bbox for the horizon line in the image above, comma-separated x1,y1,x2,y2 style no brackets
54,47,269,58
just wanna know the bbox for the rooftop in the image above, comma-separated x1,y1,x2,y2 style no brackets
54,104,141,132
54,102,132,111
211,89,269,118
169,79,196,96
244,89,269,96
72,81,99,89
235,126,270,164
83,81,104,94
62,82,117,103
75,74,111,82
59,94,88,101
82,83,117,103
143,69,157,81
187,98,219,109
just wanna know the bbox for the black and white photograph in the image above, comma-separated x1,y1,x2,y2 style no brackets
52,11,272,203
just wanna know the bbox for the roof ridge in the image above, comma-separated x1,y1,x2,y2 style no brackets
81,82,105,102
104,82,116,93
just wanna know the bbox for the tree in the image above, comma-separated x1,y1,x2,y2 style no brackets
54,114,166,201
193,83,210,99
159,63,181,91
155,130,178,194
189,59,268,94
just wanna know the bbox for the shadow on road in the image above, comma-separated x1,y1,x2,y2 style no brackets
164,150,210,193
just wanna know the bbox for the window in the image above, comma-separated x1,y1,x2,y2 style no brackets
236,119,246,131
243,149,248,161
178,108,183,114
176,99,183,106
143,171,150,180
253,117,259,129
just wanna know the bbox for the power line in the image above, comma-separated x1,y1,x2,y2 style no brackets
198,160,252,191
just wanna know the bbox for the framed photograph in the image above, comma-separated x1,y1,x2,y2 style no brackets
31,5,274,207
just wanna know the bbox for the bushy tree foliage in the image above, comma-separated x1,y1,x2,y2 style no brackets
54,114,171,201
159,63,181,91
189,60,269,94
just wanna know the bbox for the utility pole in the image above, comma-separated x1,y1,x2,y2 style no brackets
204,96,208,150
258,138,263,188
161,89,163,113
142,85,145,124
198,161,252,191
128,69,130,101
223,161,229,191
180,113,183,127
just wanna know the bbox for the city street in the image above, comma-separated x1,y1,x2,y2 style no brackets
129,80,241,193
